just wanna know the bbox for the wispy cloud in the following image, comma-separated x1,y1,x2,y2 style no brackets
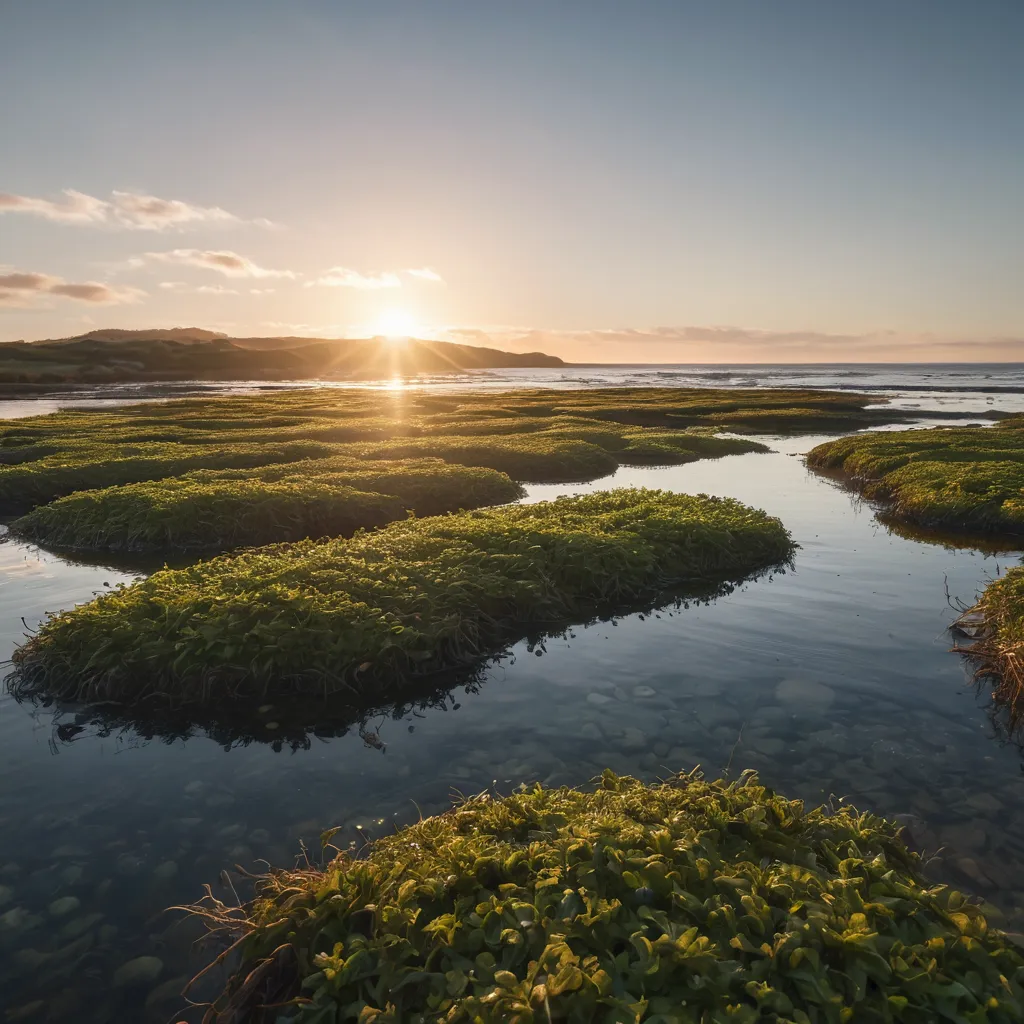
0,188,267,231
0,190,109,225
0,269,144,308
405,267,445,284
144,249,298,279
306,267,401,289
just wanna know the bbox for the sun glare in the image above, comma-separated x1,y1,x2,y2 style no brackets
374,309,418,340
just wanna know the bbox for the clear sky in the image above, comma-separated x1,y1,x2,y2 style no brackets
1,1,1021,361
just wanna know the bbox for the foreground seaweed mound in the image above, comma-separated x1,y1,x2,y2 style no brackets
953,566,1024,730
191,771,1024,1023
9,459,523,552
9,489,792,706
806,424,1024,535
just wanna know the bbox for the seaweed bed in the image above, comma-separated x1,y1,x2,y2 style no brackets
0,385,971,553
953,566,1024,732
189,770,1024,1023
9,489,792,708
806,420,1024,535
10,459,523,553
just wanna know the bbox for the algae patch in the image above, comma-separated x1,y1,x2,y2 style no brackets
187,770,1024,1023
807,422,1024,536
9,489,792,708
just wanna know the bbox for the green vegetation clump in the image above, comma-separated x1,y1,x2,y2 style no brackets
0,439,336,514
953,566,1024,729
0,385,958,553
10,489,792,706
191,771,1024,1023
10,459,523,552
807,423,1024,534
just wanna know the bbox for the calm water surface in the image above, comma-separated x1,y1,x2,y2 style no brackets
2,416,1024,1019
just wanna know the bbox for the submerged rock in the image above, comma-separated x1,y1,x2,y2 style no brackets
774,677,835,709
153,860,178,881
58,865,83,886
113,955,164,988
620,727,647,751
60,911,103,939
47,896,80,917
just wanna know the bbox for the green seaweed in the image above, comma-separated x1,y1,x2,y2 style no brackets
188,770,1024,1023
10,459,523,553
952,566,1024,730
9,489,792,707
806,423,1024,535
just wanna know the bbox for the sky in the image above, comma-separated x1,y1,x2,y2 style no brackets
1,1,1022,362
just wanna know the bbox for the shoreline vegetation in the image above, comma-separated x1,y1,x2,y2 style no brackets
0,385,933,553
806,421,1024,535
953,567,1024,731
189,770,1024,1023
9,489,793,708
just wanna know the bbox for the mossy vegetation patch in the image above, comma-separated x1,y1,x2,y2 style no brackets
9,489,792,707
953,566,1024,730
0,386,965,552
190,770,1024,1023
807,422,1024,534
9,459,523,553
0,386,953,510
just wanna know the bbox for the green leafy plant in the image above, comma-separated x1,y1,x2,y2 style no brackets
188,771,1024,1023
952,566,1024,730
9,489,792,707
807,422,1024,534
9,459,523,552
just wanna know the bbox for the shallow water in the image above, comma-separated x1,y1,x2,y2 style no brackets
2,430,1024,1021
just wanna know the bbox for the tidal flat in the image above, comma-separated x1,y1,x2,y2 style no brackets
1,387,1024,1022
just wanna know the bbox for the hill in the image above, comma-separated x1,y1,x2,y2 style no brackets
0,330,564,387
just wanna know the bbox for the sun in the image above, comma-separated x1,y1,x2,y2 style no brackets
374,309,418,340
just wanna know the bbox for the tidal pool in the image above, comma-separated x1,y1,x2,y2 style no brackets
1,430,1022,1022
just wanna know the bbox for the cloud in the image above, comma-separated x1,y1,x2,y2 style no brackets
306,267,401,289
0,190,109,225
405,267,445,283
0,188,265,230
109,191,238,230
0,269,144,308
144,249,298,279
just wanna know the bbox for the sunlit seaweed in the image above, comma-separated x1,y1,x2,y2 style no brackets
9,460,523,553
9,489,793,708
952,566,1024,733
807,421,1024,535
184,769,1024,1023
0,385,964,515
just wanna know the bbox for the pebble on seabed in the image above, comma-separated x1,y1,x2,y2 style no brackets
47,896,80,917
113,955,164,988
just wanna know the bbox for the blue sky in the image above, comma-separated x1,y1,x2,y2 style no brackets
1,1,1021,360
